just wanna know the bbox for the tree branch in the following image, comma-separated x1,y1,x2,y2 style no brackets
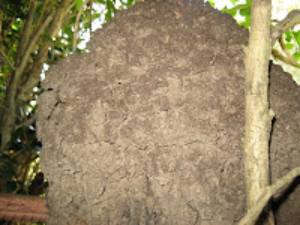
72,3,85,51
18,0,74,102
0,13,54,151
238,167,300,225
272,9,300,45
15,115,36,130
16,0,37,65
272,48,300,68
0,47,15,70
243,1,274,225
0,1,74,150
17,13,54,78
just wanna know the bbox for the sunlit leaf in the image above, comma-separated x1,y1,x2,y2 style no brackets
240,7,250,17
285,43,294,50
222,7,237,17
75,0,84,10
284,31,293,42
293,31,300,47
293,52,300,62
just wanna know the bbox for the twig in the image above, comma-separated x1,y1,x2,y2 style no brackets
35,0,51,32
238,167,300,225
1,0,73,150
16,0,37,65
272,48,300,68
15,116,36,130
19,0,74,102
17,13,54,76
72,1,87,51
0,13,54,151
49,0,74,38
272,36,300,68
272,9,300,45
0,11,3,44
0,48,15,70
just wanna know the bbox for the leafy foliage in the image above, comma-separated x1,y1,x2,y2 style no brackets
207,0,300,84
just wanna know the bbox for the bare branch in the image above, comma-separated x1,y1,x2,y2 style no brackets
0,0,73,151
16,0,37,65
272,36,300,68
35,0,52,30
238,167,300,225
243,1,275,225
48,0,74,38
0,11,3,44
17,13,54,76
272,48,300,68
73,4,85,51
0,47,15,70
15,115,36,130
0,13,54,150
272,9,300,45
19,0,74,102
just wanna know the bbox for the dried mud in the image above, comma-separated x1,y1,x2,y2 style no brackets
37,1,300,225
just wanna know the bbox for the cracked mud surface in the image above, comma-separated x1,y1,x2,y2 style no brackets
37,1,300,224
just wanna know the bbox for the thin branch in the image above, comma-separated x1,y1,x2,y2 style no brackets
35,0,52,31
0,11,3,44
19,0,74,102
15,115,36,130
17,13,54,76
272,48,300,68
48,0,74,38
73,1,86,51
243,1,275,225
244,0,273,207
0,13,54,151
0,0,73,150
16,0,37,65
272,36,300,68
0,48,15,70
272,9,300,45
238,167,300,225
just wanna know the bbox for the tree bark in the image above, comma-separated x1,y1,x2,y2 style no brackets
243,0,274,224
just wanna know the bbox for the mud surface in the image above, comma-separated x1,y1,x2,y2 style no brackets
37,0,300,224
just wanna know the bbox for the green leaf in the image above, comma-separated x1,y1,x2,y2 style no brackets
75,0,84,10
222,7,237,17
207,0,215,8
293,31,300,46
285,43,294,50
240,15,251,28
120,0,135,7
293,52,300,62
105,0,116,21
240,7,250,17
285,31,293,42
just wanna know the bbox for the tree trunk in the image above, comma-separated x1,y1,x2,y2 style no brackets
243,0,275,224
37,1,300,225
